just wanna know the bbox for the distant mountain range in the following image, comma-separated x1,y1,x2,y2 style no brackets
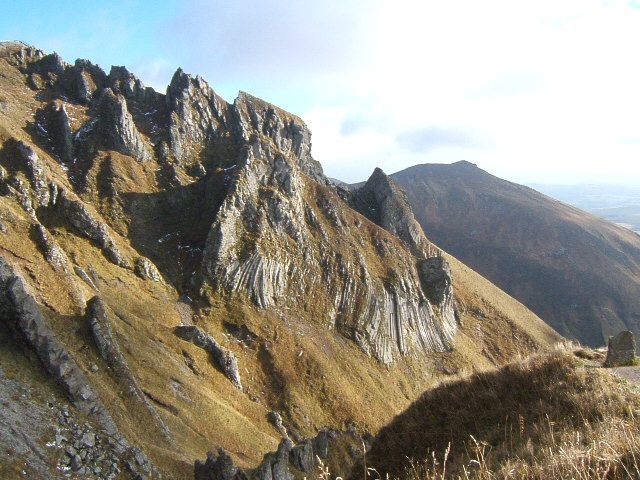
530,184,640,235
380,161,640,346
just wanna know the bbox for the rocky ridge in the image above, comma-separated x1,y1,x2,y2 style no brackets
0,41,561,478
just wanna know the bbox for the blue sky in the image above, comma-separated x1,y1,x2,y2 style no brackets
3,1,640,185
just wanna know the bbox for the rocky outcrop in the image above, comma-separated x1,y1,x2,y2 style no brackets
0,257,116,433
36,101,74,164
32,223,70,273
107,66,162,108
194,429,360,480
165,68,232,168
267,411,289,439
350,167,431,258
57,189,129,268
134,256,162,282
195,448,246,480
25,52,67,89
202,124,457,363
96,88,151,161
59,58,107,104
234,92,324,183
174,325,242,389
604,331,637,367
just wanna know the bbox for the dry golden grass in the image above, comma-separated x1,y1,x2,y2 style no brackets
353,351,640,480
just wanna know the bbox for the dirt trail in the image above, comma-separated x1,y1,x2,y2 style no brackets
610,366,640,384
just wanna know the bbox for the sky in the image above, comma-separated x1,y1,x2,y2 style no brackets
2,0,640,185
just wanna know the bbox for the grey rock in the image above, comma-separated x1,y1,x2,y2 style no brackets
108,66,163,108
271,439,294,480
71,453,82,470
174,325,242,389
0,257,117,433
165,68,231,167
418,256,453,306
58,190,129,268
350,167,428,258
266,411,288,438
74,265,98,290
289,440,314,472
96,88,151,161
81,431,96,447
312,430,329,459
134,257,162,282
37,101,74,163
605,330,637,367
194,448,244,480
58,58,107,104
32,223,70,273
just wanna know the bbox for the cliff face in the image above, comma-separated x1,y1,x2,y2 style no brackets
0,42,560,479
202,94,457,363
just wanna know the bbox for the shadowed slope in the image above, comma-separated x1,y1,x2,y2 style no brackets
391,161,640,346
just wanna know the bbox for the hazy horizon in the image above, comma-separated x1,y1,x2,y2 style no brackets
3,1,640,186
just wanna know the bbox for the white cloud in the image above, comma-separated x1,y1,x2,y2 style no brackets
295,0,640,185
153,0,640,185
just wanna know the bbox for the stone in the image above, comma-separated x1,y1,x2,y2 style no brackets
271,439,294,480
267,411,288,438
604,330,637,367
312,430,329,459
0,257,117,434
32,223,70,273
289,440,314,472
36,101,74,163
194,448,244,480
134,257,162,282
58,58,107,104
57,190,129,268
81,431,96,448
96,88,151,161
174,325,242,389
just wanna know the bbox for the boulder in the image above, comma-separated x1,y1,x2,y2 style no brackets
289,439,314,472
134,257,162,282
194,448,246,480
174,325,242,389
604,330,636,367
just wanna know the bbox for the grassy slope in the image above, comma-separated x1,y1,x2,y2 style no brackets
0,45,560,478
391,161,640,346
360,351,640,479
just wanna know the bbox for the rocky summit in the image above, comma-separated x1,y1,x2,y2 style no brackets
0,42,560,479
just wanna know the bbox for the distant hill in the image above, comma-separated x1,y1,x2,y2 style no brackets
389,161,640,346
530,183,640,235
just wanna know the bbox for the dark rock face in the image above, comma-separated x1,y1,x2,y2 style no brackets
96,88,151,161
350,167,429,258
59,58,107,104
289,439,314,472
36,101,74,163
604,330,636,367
0,258,116,433
195,448,247,480
418,256,453,305
174,325,242,389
